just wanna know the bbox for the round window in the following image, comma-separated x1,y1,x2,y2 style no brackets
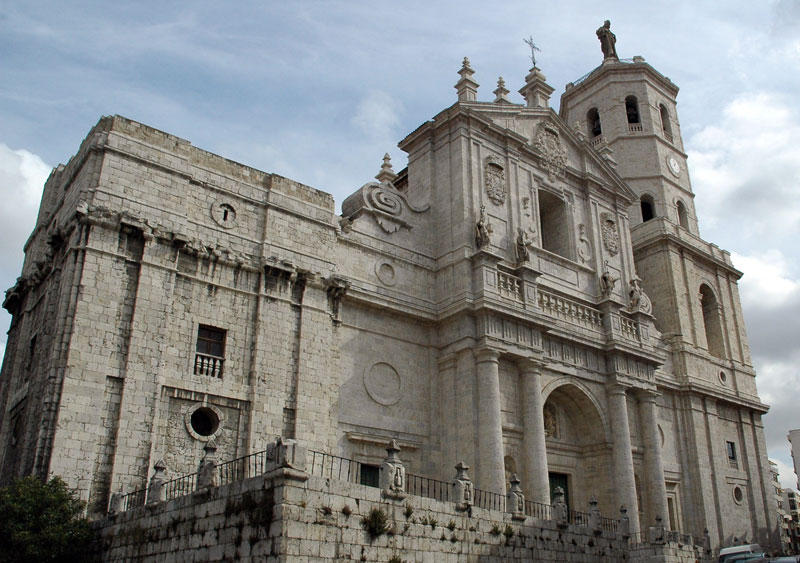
733,486,744,504
719,371,728,385
185,404,223,441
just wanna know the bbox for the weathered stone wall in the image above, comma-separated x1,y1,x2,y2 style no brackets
95,469,702,562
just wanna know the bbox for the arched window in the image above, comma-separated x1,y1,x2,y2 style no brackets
587,108,602,137
676,200,689,229
538,190,572,260
699,284,725,358
660,104,673,141
640,195,655,222
625,96,640,124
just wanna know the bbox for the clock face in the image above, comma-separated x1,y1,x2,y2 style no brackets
667,156,681,177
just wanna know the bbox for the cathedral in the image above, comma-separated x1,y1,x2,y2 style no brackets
0,23,777,551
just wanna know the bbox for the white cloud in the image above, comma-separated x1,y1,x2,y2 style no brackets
733,250,800,308
771,457,798,491
351,90,402,142
0,143,50,364
689,92,800,237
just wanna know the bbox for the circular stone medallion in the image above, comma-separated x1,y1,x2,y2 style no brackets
364,362,402,406
375,260,397,286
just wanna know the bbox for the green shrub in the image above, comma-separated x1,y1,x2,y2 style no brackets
361,507,389,540
0,476,95,563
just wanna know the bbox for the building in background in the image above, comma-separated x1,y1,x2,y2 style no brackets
789,429,800,490
0,22,779,551
771,460,792,553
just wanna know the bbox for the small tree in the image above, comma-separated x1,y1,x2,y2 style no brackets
0,476,95,562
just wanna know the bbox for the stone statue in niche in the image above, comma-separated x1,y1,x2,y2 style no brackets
515,228,532,263
484,157,506,205
543,404,557,438
577,224,592,264
628,276,653,314
599,261,617,298
600,212,619,256
596,20,618,60
475,205,492,249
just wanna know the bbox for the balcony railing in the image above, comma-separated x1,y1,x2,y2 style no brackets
537,288,603,330
194,353,224,378
628,123,643,133
620,316,639,340
497,271,523,301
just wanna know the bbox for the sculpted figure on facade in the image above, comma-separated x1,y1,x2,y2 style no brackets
629,276,653,315
515,228,531,263
600,262,617,298
596,20,618,60
475,204,491,249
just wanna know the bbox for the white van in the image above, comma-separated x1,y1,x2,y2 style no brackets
718,544,766,562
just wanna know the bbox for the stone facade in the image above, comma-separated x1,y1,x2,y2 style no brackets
0,24,778,554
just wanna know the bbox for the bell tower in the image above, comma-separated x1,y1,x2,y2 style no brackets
559,36,697,234
560,22,775,548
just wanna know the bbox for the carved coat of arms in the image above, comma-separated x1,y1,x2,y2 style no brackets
484,157,506,205
534,124,568,179
600,212,619,256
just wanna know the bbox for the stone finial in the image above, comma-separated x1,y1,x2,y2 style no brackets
588,495,602,535
619,505,631,538
506,473,526,521
552,486,568,527
455,57,479,102
108,492,123,515
147,459,167,504
375,153,397,184
197,439,218,489
453,461,474,510
380,439,407,499
493,76,511,104
649,514,666,544
518,66,554,109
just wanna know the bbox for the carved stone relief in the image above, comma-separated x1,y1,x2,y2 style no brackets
374,260,397,287
364,362,402,406
577,224,592,264
600,212,619,256
533,123,568,179
484,156,506,205
341,181,430,234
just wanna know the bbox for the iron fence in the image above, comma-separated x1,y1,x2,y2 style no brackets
524,500,552,520
163,471,198,502
217,448,276,487
473,488,505,512
405,473,451,502
307,449,363,484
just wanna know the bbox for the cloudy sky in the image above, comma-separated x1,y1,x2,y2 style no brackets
2,2,800,487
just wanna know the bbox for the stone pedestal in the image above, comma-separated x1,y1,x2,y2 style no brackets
506,474,526,521
146,459,167,504
380,440,407,500
452,461,474,511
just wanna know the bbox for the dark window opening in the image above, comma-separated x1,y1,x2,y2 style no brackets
190,407,220,437
360,464,380,488
195,325,225,377
726,441,737,461
660,104,673,141
587,108,602,137
538,190,573,260
700,284,725,359
641,195,655,222
676,200,689,229
625,96,640,124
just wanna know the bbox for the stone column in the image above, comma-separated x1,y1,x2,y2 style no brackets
607,384,640,535
475,347,506,494
639,390,669,529
519,358,550,504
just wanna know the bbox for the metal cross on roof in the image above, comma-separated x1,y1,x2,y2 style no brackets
524,36,540,67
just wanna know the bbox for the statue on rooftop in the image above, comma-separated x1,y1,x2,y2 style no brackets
596,20,618,60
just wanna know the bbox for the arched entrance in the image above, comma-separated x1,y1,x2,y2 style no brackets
542,382,613,515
